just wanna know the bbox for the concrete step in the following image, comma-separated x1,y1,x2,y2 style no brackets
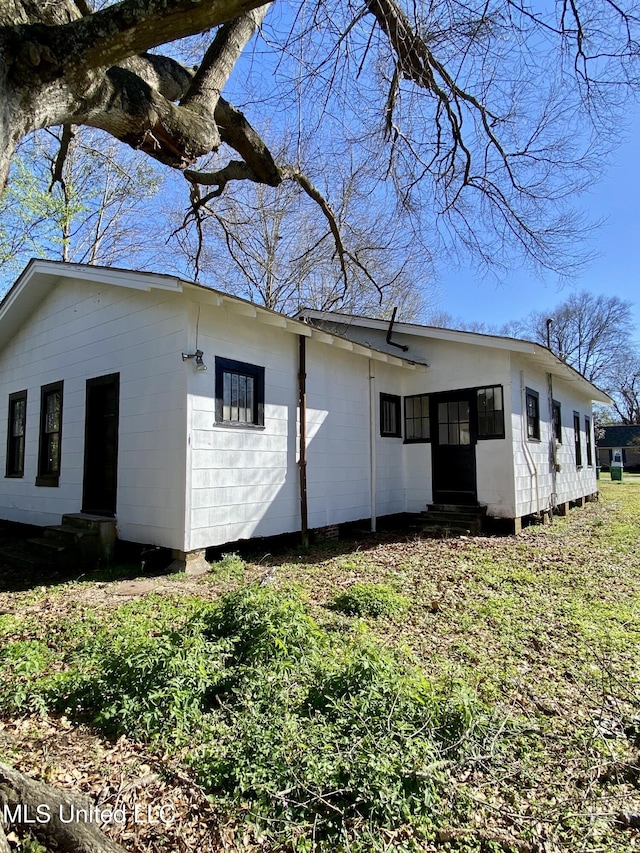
44,524,100,545
427,503,487,516
420,503,487,535
61,513,113,530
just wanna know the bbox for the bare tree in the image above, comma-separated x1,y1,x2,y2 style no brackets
512,291,635,383
174,153,431,316
607,352,640,424
0,126,163,287
0,0,638,291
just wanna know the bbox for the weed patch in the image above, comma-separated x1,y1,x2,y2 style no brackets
329,582,408,618
3,585,493,850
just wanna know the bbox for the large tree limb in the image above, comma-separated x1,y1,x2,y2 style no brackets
182,6,271,114
76,65,220,166
0,761,128,853
8,0,271,84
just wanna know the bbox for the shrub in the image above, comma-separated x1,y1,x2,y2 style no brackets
330,582,408,618
203,583,323,666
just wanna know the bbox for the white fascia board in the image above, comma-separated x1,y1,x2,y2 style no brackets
33,259,183,292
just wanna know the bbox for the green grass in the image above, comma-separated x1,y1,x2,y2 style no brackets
0,480,639,851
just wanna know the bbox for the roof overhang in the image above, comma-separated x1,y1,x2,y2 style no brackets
298,308,612,405
0,260,426,373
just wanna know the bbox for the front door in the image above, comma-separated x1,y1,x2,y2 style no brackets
431,391,477,505
82,374,119,517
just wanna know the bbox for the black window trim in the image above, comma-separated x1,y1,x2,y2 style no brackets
403,393,431,443
526,387,540,441
380,392,402,438
552,400,562,443
585,415,593,467
476,384,505,440
573,410,582,468
6,389,27,478
215,356,265,429
36,380,63,487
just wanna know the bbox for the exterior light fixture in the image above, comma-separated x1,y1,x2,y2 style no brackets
182,349,207,370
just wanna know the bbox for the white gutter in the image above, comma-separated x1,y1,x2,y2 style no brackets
369,360,377,533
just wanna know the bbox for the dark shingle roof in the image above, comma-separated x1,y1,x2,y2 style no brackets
599,425,640,447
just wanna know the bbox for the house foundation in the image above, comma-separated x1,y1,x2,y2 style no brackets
168,548,210,576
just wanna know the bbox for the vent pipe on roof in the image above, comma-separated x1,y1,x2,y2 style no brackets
546,317,554,349
386,307,409,352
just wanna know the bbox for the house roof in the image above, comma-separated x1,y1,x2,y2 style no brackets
598,425,640,447
0,259,426,373
297,308,613,405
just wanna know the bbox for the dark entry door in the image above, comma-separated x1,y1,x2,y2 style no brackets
431,391,477,505
82,374,119,517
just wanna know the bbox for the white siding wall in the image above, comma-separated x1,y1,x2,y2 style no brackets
0,277,188,549
373,362,408,518
304,341,372,529
398,335,516,518
187,303,300,549
510,355,597,517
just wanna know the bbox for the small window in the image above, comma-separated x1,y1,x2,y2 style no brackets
438,399,471,445
36,381,63,487
215,357,265,427
477,385,504,439
6,390,27,478
404,394,430,442
552,400,562,442
526,388,540,440
585,416,593,466
380,393,401,437
574,411,582,467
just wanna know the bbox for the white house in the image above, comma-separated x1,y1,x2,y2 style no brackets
0,260,610,567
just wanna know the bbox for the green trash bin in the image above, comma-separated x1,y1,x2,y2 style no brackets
610,450,623,481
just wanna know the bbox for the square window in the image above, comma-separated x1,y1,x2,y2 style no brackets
526,388,540,440
380,393,401,437
36,382,63,487
215,357,265,427
6,390,27,478
404,394,430,442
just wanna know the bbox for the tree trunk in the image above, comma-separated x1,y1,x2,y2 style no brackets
0,761,128,853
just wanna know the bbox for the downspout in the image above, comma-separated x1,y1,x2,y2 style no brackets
298,335,309,547
520,370,540,516
369,359,377,533
547,372,557,514
386,307,409,352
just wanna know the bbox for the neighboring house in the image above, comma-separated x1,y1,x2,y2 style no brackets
597,425,640,471
0,260,611,568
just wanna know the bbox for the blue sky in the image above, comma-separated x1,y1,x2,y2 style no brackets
434,108,640,342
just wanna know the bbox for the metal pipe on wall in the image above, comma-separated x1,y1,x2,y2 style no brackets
298,335,309,547
369,359,377,533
